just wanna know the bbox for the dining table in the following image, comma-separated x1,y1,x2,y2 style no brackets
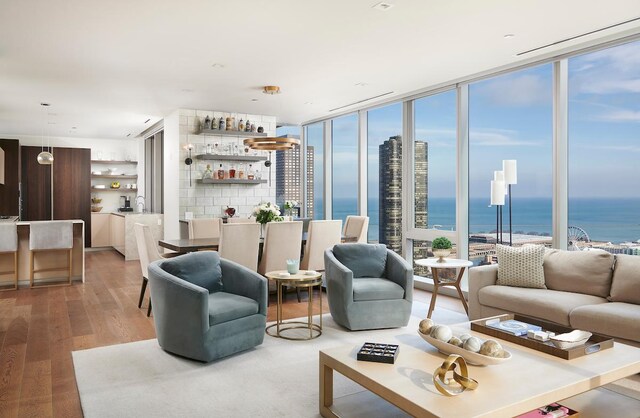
158,232,358,254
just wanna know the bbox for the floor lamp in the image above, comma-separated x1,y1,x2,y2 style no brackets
491,179,505,245
503,160,517,247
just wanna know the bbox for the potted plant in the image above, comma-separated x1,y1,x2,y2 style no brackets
432,237,452,263
251,202,283,237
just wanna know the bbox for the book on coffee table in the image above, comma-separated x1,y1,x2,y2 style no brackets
485,318,542,336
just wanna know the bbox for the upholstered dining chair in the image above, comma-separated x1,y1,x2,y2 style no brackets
258,221,303,299
134,223,171,316
324,243,413,330
148,251,267,362
188,218,223,239
29,221,74,288
0,223,19,291
301,220,342,272
227,218,256,224
219,223,260,271
343,215,369,243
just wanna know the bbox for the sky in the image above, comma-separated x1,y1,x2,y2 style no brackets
323,39,639,201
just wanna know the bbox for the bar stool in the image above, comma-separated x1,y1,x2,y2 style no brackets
0,224,19,291
29,221,74,288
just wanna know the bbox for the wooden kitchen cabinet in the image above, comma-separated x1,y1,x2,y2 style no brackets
91,213,111,247
110,213,125,255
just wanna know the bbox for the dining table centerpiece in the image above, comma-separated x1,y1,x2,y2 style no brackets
283,200,299,218
252,201,283,237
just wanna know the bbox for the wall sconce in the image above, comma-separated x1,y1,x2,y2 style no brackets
184,143,194,187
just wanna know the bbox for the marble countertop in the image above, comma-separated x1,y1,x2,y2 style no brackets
16,219,84,225
111,211,162,217
0,216,19,222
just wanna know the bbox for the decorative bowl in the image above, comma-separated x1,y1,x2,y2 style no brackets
91,206,103,213
418,330,511,366
91,198,102,204
433,249,451,262
550,330,592,350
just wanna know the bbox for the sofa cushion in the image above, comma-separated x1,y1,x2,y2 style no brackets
496,244,546,289
609,254,640,304
161,251,223,293
478,285,607,326
544,249,613,298
332,243,387,278
570,302,640,343
352,278,404,301
208,292,259,326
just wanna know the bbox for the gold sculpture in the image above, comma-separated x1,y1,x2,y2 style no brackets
433,354,479,396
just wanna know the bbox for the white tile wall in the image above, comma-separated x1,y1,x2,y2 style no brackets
178,108,277,219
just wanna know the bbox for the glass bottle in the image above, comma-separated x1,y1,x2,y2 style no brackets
219,117,226,130
213,142,219,155
217,164,225,180
204,115,211,130
238,119,245,132
225,116,232,130
245,119,251,132
206,143,212,154
229,164,236,179
202,164,213,180
247,164,255,180
238,163,245,179
211,117,217,130
255,166,262,180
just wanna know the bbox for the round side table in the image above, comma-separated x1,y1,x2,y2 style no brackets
265,270,323,340
414,258,473,319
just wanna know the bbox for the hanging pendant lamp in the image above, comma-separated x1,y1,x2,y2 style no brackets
37,103,54,165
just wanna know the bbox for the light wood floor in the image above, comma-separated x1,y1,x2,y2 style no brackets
0,249,466,418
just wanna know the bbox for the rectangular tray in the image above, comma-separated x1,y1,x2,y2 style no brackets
357,342,399,364
471,314,613,360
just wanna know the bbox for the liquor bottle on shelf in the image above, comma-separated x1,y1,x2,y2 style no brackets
206,143,213,154
213,142,219,155
217,164,225,180
204,115,211,130
245,119,251,132
238,163,245,179
229,164,236,179
255,166,262,180
250,123,256,132
219,117,226,130
247,164,255,180
238,119,245,132
225,116,232,130
211,117,217,130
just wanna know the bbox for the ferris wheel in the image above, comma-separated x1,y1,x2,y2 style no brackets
568,226,590,251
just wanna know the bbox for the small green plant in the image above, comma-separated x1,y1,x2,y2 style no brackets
432,237,452,250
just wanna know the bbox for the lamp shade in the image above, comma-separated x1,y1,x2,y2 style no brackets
493,170,504,182
491,180,505,205
503,160,517,185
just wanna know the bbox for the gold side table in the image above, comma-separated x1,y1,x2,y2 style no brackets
265,270,323,340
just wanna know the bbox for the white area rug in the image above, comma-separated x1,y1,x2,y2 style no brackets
72,303,466,418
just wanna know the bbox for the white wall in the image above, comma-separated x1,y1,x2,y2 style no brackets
177,109,277,221
163,110,181,239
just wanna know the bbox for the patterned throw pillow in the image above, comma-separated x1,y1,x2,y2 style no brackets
496,244,546,289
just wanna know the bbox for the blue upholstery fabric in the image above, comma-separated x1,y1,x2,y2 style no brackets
352,278,405,301
208,292,259,326
332,243,387,278
325,244,413,330
160,251,223,293
148,253,267,362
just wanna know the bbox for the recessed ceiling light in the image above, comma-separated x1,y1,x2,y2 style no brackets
71,127,77,129
144,118,151,124
48,112,57,116
304,102,313,105
354,82,368,87
372,2,393,11
48,122,56,125
126,133,132,137
40,102,50,107
251,98,259,102
181,88,194,93
504,34,515,39
211,63,225,68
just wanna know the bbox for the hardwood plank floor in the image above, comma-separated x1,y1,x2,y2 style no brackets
0,249,465,417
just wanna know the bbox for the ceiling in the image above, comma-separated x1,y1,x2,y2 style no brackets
1,0,639,140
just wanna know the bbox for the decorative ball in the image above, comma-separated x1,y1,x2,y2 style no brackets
458,333,472,343
430,325,453,342
463,336,483,353
448,336,463,347
419,318,435,335
479,340,504,357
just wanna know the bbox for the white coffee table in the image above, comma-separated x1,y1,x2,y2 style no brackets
319,321,640,417
414,258,473,318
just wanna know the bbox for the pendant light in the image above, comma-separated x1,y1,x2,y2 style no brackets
37,103,54,165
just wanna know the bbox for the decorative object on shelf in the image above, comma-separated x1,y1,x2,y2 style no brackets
203,115,211,130
225,116,232,131
91,206,103,212
216,164,225,180
262,85,281,95
245,119,251,132
238,119,245,132
91,197,102,204
184,143,194,186
431,237,452,262
202,164,213,180
433,354,478,397
110,181,121,189
224,206,236,217
218,117,225,130
257,126,264,133
503,159,517,246
37,103,54,165
250,123,256,132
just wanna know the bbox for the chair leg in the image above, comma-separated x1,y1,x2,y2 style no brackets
138,277,148,308
68,248,73,285
147,298,152,317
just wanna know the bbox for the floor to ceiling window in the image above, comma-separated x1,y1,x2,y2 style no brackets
331,114,358,224
411,90,458,276
568,40,640,255
468,64,553,264
275,125,302,213
367,103,402,246
305,123,324,219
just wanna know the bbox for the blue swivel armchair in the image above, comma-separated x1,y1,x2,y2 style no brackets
324,243,413,330
148,251,267,362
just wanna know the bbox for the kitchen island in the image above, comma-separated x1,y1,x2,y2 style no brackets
91,212,163,260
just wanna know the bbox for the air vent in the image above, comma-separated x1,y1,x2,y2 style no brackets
329,91,394,112
372,2,393,11
517,16,640,56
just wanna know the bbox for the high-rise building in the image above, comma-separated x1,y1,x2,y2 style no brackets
275,137,314,217
378,136,429,265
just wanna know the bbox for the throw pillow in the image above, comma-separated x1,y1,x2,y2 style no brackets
161,251,223,293
543,249,613,298
332,243,387,278
609,254,640,304
496,244,546,289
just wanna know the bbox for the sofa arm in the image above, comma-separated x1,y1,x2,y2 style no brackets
148,260,209,335
468,264,498,320
385,250,414,302
324,249,354,306
220,258,268,316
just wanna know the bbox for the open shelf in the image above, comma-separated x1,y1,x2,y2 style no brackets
91,188,138,192
91,160,138,164
91,174,138,179
197,179,266,185
195,154,267,162
198,129,268,138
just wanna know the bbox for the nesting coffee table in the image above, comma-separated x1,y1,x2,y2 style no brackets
265,270,323,340
319,320,640,417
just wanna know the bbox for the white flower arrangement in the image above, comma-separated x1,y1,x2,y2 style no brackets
252,202,282,224
284,200,299,210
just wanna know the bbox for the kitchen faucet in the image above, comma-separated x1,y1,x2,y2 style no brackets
135,195,146,213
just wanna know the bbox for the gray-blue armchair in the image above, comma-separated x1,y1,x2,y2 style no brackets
148,251,267,362
324,243,413,330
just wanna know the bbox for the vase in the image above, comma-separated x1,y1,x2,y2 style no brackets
260,223,266,239
433,249,451,263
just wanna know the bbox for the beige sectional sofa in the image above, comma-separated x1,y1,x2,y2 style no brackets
469,249,640,347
